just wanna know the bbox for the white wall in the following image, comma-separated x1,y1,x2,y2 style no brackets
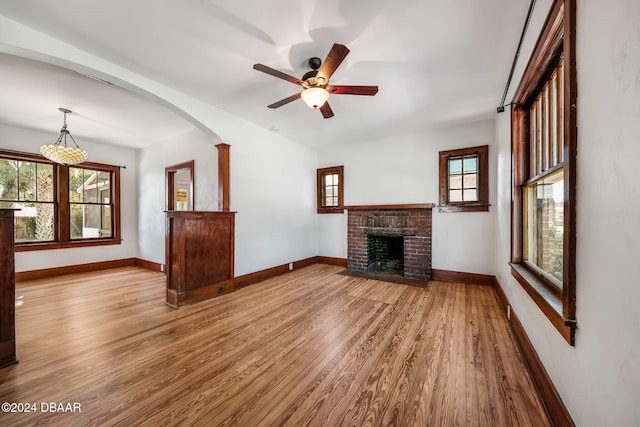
137,125,319,276
136,127,221,266
0,123,138,272
317,120,496,275
229,129,318,276
495,0,640,425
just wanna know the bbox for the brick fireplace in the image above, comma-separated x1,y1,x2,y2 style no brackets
347,204,434,281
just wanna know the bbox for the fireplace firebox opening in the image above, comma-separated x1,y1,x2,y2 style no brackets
367,235,404,276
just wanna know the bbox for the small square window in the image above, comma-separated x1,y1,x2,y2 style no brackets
317,166,344,213
438,145,489,213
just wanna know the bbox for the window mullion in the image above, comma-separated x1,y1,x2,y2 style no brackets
557,60,565,164
57,166,71,242
541,88,547,172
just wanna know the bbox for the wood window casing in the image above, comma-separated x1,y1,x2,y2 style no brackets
317,166,344,214
510,0,577,345
438,145,489,213
0,149,121,252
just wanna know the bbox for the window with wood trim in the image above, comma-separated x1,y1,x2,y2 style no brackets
510,0,576,345
0,149,121,251
69,166,115,239
317,166,344,213
438,145,489,213
0,157,55,242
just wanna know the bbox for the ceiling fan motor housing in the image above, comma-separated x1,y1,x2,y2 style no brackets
302,69,319,83
302,57,324,87
308,57,321,70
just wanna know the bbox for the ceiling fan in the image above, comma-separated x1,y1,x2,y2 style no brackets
253,43,378,119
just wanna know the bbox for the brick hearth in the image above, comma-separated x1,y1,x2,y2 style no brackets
346,204,434,281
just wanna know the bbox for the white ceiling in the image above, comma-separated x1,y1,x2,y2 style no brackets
0,0,529,150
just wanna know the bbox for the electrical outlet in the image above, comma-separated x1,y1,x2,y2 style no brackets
160,264,165,272
289,262,293,271
507,305,511,320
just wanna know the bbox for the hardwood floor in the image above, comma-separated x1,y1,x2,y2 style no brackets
0,264,550,426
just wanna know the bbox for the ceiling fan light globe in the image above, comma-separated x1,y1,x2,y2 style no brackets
301,87,329,109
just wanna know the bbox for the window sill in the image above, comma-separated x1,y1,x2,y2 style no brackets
438,203,489,213
15,239,122,252
317,208,345,214
510,262,575,345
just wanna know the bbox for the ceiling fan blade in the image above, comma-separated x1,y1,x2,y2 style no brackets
253,64,303,85
317,44,350,82
267,92,302,109
320,102,334,119
328,85,379,96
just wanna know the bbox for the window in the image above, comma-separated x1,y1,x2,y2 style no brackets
69,166,114,239
317,166,344,213
525,169,564,288
438,145,489,212
0,149,121,251
0,158,55,242
510,0,576,345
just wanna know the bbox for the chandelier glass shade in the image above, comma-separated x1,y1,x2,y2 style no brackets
40,108,88,166
300,87,329,109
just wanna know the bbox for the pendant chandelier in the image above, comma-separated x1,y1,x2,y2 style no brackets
40,108,88,166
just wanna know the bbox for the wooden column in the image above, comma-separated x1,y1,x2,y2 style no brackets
0,209,17,368
216,143,230,212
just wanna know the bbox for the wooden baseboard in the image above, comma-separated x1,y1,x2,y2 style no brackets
16,258,137,282
16,258,165,282
234,264,290,290
493,278,575,427
293,257,320,269
134,258,164,273
171,278,235,308
234,256,319,290
234,256,348,290
0,339,18,368
316,256,348,267
431,269,495,286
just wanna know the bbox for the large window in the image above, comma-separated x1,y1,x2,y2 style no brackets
69,166,114,239
317,166,344,213
0,158,55,242
439,145,489,212
0,149,121,251
510,0,576,344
